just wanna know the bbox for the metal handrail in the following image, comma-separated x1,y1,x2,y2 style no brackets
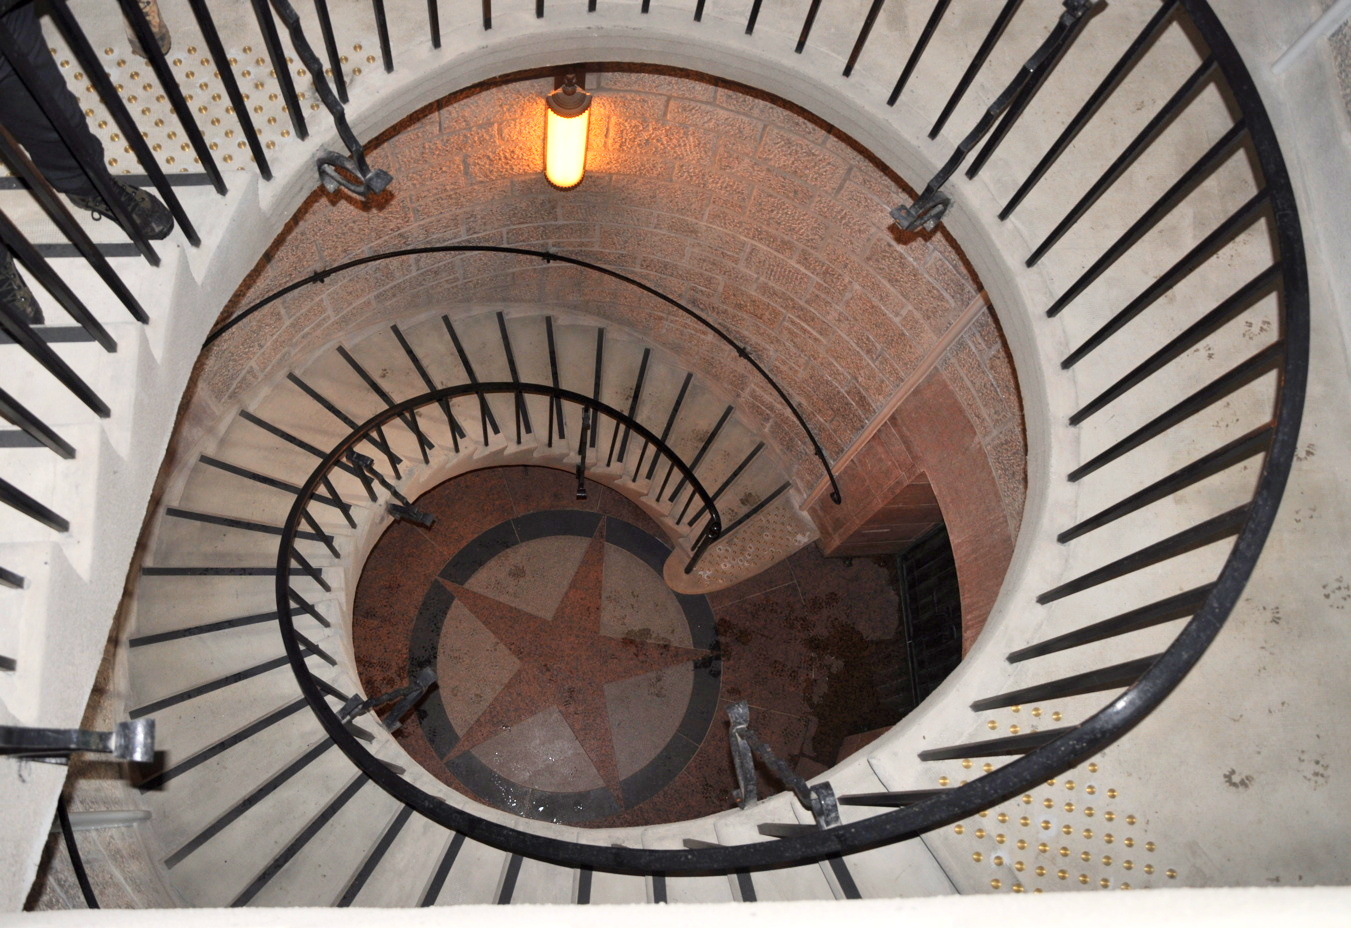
0,0,1308,880
265,0,1306,874
206,246,844,506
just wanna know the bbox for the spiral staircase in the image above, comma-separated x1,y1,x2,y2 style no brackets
2,0,1350,915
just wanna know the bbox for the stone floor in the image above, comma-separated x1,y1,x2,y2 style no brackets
352,466,906,828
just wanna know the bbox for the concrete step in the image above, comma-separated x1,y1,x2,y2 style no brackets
164,736,366,907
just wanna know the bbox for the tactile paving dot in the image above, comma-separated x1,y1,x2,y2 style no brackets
940,730,1173,893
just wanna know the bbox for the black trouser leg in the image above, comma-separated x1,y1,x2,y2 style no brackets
0,5,107,197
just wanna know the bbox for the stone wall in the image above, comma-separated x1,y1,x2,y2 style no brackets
195,65,1026,630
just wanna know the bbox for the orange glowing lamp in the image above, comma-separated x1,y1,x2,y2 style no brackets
544,75,592,190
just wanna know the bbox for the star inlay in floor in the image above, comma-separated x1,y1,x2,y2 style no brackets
385,499,721,824
353,466,909,829
436,517,713,810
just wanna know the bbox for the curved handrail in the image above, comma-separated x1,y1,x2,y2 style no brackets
0,0,1307,885
205,246,844,505
267,0,1308,874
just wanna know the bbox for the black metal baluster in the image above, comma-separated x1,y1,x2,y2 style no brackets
233,775,369,906
443,316,499,444
693,0,706,23
312,0,349,103
0,209,113,349
237,410,363,478
669,405,732,503
185,0,273,178
202,454,345,512
482,0,492,30
1061,189,1269,366
164,507,328,542
0,124,147,321
337,805,415,906
684,442,762,525
0,16,157,263
967,0,1099,177
590,329,604,448
116,0,225,193
919,728,1071,761
1064,342,1283,473
1027,55,1219,266
745,0,764,34
795,0,822,53
427,0,442,45
321,475,357,527
929,0,1023,138
290,553,334,594
336,345,434,458
545,317,565,442
164,740,336,868
611,348,649,466
371,424,401,479
286,372,406,468
250,0,309,139
300,510,341,558
644,372,691,481
972,655,1160,711
495,313,531,441
843,0,886,77
682,517,720,574
1047,121,1249,316
1001,0,1178,220
0,388,73,458
371,0,393,71
575,407,591,499
391,324,464,450
1038,506,1248,605
130,611,278,648
888,0,951,105
0,281,108,417
1070,264,1282,424
1008,584,1212,662
1060,426,1274,543
0,478,68,531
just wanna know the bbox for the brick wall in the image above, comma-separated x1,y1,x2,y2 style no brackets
196,66,1025,641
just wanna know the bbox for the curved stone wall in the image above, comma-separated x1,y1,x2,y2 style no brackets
193,67,1026,636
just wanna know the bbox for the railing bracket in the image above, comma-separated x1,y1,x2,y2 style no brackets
727,701,839,827
891,190,952,233
0,720,155,763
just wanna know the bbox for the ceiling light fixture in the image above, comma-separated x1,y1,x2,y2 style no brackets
544,73,592,190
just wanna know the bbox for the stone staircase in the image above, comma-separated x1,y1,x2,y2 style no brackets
1,0,1332,911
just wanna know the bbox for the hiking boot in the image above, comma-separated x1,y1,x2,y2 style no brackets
71,179,174,241
0,250,43,326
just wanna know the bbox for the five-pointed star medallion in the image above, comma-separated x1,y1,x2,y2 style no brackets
439,518,711,805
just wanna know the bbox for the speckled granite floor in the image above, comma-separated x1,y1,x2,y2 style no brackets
353,466,904,827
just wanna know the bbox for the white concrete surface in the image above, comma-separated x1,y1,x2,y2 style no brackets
3,0,1348,911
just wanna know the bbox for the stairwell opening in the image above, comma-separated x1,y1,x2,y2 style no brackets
161,64,1027,833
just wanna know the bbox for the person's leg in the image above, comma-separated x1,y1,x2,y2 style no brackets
0,5,173,322
0,4,106,197
0,248,43,325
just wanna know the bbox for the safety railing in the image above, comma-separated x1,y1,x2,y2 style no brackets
0,0,1308,883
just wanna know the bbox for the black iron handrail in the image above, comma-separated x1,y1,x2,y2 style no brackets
261,0,1306,874
0,0,1309,883
206,246,844,506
